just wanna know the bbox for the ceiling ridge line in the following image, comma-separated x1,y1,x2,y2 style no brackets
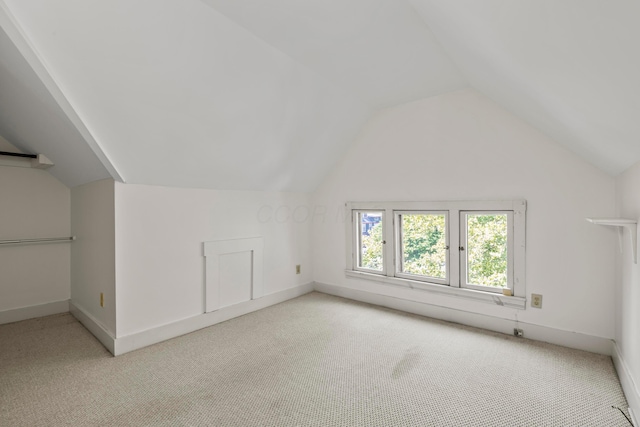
200,1,374,112
402,0,470,92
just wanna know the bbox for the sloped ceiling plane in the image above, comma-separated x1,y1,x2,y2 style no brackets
0,0,638,190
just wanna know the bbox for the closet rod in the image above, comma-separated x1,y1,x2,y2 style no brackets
0,151,37,159
0,236,76,245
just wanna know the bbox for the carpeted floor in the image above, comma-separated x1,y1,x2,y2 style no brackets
0,292,630,426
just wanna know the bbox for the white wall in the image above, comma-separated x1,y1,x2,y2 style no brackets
114,183,312,337
71,179,116,335
615,162,640,415
312,89,617,339
0,139,70,316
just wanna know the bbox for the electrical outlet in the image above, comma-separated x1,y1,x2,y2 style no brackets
100,293,104,307
531,293,542,309
513,328,523,337
296,265,301,274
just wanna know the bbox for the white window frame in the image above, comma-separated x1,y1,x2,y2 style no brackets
345,200,526,310
394,210,449,286
460,211,514,294
352,210,387,275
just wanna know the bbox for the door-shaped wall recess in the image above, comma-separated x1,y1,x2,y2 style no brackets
204,237,264,313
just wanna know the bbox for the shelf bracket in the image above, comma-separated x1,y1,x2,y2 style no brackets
586,218,637,264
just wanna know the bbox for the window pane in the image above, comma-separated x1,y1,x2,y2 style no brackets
358,212,383,271
400,213,447,279
466,214,508,288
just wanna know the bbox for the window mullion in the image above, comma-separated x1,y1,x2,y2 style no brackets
393,211,402,277
513,203,526,298
507,212,515,295
450,209,461,288
384,209,395,277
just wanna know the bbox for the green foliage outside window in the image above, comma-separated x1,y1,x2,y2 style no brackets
360,212,508,288
466,214,508,288
400,214,446,278
360,219,383,270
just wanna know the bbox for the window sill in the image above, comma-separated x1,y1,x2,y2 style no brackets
344,270,526,310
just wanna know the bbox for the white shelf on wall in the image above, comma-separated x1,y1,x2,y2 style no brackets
586,218,638,264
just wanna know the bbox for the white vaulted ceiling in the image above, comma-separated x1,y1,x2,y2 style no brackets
408,0,640,176
0,0,638,189
0,25,112,187
203,0,466,108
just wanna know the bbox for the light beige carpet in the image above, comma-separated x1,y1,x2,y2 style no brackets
0,292,630,426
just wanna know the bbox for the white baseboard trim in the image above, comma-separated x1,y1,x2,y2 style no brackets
612,342,640,425
0,300,69,325
313,282,613,356
113,283,314,356
69,301,116,355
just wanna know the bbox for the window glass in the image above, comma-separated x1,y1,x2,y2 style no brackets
465,213,508,288
357,211,384,271
398,213,447,280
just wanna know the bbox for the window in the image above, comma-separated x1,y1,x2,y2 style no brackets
395,211,448,285
461,211,513,293
355,210,385,273
346,201,526,309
